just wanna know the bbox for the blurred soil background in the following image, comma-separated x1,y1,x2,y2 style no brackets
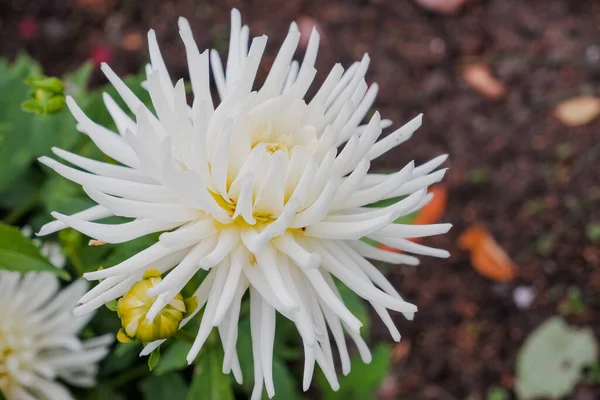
2,0,600,399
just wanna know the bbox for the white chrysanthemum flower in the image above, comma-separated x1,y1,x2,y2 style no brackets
38,9,450,398
0,271,112,400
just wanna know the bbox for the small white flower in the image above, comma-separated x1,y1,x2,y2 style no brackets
38,9,450,398
0,271,112,400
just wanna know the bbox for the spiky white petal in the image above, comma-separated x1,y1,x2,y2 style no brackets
0,272,112,400
39,9,450,398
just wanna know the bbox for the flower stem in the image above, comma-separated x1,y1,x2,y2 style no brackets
69,249,86,277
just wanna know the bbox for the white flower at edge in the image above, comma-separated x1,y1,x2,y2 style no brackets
38,9,450,398
0,271,113,400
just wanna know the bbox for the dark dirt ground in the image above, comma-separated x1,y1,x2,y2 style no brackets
2,0,600,399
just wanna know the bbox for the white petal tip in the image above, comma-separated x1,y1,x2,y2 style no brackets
440,223,453,233
72,306,87,317
38,156,55,167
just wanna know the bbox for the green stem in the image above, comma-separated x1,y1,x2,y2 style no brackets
69,249,86,277
104,364,149,389
3,189,40,225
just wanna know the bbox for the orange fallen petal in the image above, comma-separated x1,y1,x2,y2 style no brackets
458,223,487,250
378,243,398,253
459,224,518,281
412,185,447,226
89,239,107,246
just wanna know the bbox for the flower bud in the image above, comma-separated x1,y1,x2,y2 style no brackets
116,269,198,343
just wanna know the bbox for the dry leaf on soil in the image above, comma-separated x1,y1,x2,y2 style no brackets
554,96,600,127
412,185,447,226
414,0,467,14
458,224,517,281
463,63,506,100
378,185,448,252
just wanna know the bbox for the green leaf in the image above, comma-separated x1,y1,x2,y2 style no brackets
0,250,69,280
0,223,69,279
189,348,234,400
64,62,93,99
101,342,141,376
105,300,118,312
154,340,193,376
148,347,161,371
271,357,305,400
140,372,189,400
516,316,599,400
84,386,126,400
586,223,600,243
487,386,509,400
318,344,392,400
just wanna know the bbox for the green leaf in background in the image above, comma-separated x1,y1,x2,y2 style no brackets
64,62,93,99
516,316,599,400
84,386,126,400
271,357,305,400
189,346,234,400
101,342,142,376
487,386,509,400
0,54,82,199
0,223,69,279
140,372,189,400
318,344,392,400
154,340,193,376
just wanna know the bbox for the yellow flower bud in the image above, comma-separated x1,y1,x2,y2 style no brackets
116,269,195,343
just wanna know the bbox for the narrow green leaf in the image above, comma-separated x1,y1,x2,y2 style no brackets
0,250,69,279
189,349,234,400
0,223,69,279
148,347,161,371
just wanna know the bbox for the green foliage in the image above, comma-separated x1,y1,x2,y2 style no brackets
466,168,490,184
101,342,142,376
84,386,126,400
0,223,69,279
317,344,392,400
154,340,193,376
189,346,235,400
585,222,600,243
140,373,189,400
516,316,598,400
585,361,600,384
148,348,161,371
558,287,586,316
21,76,67,115
487,386,509,400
